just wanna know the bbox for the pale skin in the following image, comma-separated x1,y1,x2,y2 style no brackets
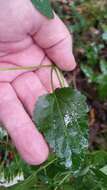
0,0,76,165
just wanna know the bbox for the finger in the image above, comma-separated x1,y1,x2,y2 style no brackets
32,13,76,71
0,83,49,165
36,57,68,92
12,72,48,116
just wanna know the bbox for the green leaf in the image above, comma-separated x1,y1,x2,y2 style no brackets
102,32,107,41
31,0,54,19
100,165,107,175
88,151,107,169
81,64,97,82
100,60,107,74
68,151,107,190
33,87,88,169
96,74,107,100
7,156,57,190
81,61,107,100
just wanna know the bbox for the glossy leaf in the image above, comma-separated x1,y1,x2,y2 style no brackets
33,87,88,169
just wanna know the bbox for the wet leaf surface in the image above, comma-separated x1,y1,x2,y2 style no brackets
33,87,88,169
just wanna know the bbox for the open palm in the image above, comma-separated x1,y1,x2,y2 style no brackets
0,0,76,165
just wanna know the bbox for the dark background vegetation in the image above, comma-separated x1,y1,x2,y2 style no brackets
53,0,107,150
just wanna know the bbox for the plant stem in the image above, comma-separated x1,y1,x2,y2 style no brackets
54,172,71,190
7,157,58,190
0,63,67,90
0,65,51,71
51,66,55,92
54,66,67,88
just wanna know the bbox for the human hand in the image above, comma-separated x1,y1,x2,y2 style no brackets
0,0,76,165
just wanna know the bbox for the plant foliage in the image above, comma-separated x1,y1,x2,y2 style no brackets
31,0,54,18
1,87,107,190
0,0,107,189
33,87,88,169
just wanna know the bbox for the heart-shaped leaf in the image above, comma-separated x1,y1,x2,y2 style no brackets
33,87,88,169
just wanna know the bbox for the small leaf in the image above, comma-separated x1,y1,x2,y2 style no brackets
100,165,107,175
96,74,107,100
31,0,54,19
81,64,97,83
102,32,107,41
100,60,107,74
33,87,88,169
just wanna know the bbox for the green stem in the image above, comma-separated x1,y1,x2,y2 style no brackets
8,157,57,190
54,66,67,88
0,63,67,90
0,65,51,71
54,172,71,190
19,157,57,189
51,66,55,92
